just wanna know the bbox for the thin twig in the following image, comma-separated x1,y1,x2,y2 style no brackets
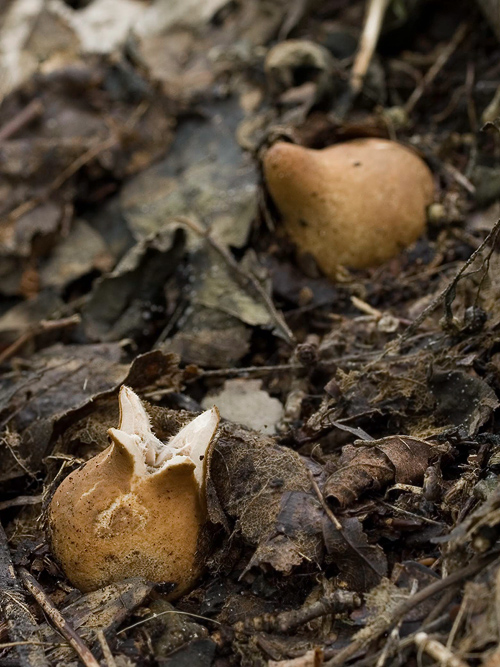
0,99,44,142
350,0,391,96
307,469,385,579
405,22,468,115
5,137,116,227
394,217,500,350
96,630,116,667
170,215,296,345
0,496,43,512
0,315,81,366
194,363,301,379
325,551,500,666
118,609,220,634
414,632,469,667
18,568,100,667
234,590,361,634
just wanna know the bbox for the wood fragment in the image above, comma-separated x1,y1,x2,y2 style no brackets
234,590,360,634
0,524,48,667
18,568,100,667
414,632,469,667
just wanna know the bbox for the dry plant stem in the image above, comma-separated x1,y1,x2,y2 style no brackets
0,525,48,667
196,363,301,378
5,136,116,227
18,569,100,667
0,495,42,512
344,613,451,667
350,0,391,95
172,215,296,345
1,101,149,244
414,632,468,667
235,590,360,634
325,551,500,667
446,592,467,649
404,22,468,115
375,623,402,667
0,315,81,366
395,217,500,350
0,99,44,142
444,162,475,194
96,629,117,667
307,470,384,579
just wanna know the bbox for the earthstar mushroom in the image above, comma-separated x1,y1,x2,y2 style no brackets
49,386,219,597
263,138,435,277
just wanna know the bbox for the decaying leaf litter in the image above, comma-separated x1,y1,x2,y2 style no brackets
3,0,500,665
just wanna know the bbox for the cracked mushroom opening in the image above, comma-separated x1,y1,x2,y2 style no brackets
49,386,219,597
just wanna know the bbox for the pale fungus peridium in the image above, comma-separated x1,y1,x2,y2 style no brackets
263,138,435,278
49,386,219,597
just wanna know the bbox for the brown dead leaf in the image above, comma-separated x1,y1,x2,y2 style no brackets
324,436,434,507
429,369,499,437
0,346,182,482
322,516,388,592
206,424,319,574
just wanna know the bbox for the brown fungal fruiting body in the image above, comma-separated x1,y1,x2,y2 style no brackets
263,138,435,277
49,386,219,596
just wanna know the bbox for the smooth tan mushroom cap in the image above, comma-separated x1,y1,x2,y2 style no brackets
263,139,435,276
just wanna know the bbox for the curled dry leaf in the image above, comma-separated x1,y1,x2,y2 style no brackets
324,436,435,508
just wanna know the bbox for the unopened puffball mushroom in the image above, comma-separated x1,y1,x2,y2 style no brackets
263,138,435,277
49,386,219,597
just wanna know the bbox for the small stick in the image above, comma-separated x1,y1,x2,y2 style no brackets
414,632,469,667
0,496,42,512
0,100,44,142
234,590,360,634
307,469,385,579
0,525,48,667
171,215,296,345
342,613,451,666
96,630,117,667
350,0,391,96
405,22,468,115
0,315,81,366
3,136,116,230
394,217,500,349
18,568,100,667
325,551,500,666
194,363,301,378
